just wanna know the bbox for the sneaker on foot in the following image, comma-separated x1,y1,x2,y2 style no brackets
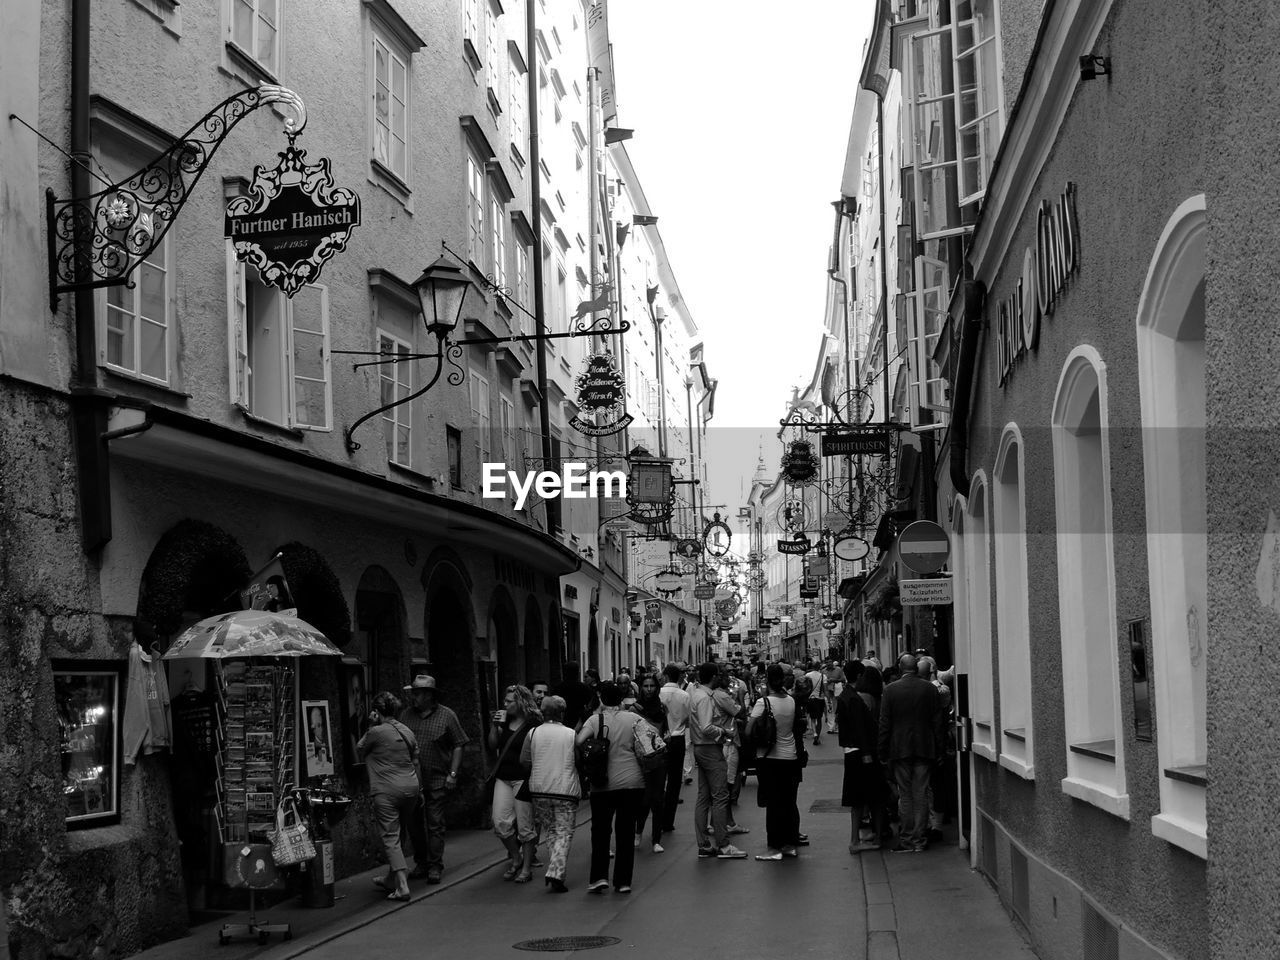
653,843,664,854
615,886,631,894
780,846,799,858
727,824,750,835
696,847,717,858
588,879,610,894
717,845,748,859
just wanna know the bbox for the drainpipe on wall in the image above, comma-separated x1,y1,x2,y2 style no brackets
527,0,558,538
69,0,115,554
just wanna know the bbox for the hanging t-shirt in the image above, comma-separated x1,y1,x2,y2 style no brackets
124,643,173,763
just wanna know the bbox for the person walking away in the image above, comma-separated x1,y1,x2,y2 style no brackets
876,654,945,852
823,659,847,735
487,685,541,883
552,661,593,731
522,696,580,893
398,674,470,883
803,662,827,745
854,664,888,846
836,662,881,855
658,664,691,832
577,682,646,893
712,666,749,837
632,674,670,852
747,664,801,861
358,692,420,900
688,663,748,859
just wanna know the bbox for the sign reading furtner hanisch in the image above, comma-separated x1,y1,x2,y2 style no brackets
226,139,360,297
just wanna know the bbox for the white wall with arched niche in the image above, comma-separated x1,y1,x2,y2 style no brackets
1051,346,1128,818
993,424,1034,779
964,474,997,761
1136,195,1208,859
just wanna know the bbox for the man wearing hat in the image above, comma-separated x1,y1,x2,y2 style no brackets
398,674,470,883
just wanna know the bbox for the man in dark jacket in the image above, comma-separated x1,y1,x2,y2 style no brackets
837,660,881,854
876,654,945,852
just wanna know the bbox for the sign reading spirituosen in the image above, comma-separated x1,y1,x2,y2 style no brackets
226,137,360,297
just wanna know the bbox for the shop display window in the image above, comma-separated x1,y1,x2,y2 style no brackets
55,660,124,828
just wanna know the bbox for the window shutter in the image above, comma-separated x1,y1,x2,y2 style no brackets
226,246,249,405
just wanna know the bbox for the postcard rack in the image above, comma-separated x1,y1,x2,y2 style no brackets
213,660,296,845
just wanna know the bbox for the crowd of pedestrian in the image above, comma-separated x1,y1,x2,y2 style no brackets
356,649,956,897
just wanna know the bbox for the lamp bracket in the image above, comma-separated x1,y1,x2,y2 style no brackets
46,84,304,311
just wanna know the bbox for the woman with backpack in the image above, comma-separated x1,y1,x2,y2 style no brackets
631,673,670,854
745,663,802,861
576,681,645,893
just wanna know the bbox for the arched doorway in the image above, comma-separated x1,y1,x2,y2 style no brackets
135,519,251,917
523,596,545,685
587,620,600,675
489,587,520,691
353,566,406,768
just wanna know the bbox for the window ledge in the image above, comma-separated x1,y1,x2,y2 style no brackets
1068,739,1117,762
224,41,279,85
998,753,1034,780
1163,765,1207,787
1061,776,1130,820
388,461,438,487
235,405,305,439
66,822,139,850
102,367,191,401
972,741,998,763
1151,812,1207,859
1002,727,1026,743
370,158,412,201
462,38,482,71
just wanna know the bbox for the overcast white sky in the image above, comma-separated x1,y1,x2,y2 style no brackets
609,0,870,517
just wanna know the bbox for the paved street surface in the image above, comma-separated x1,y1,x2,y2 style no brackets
144,748,1036,960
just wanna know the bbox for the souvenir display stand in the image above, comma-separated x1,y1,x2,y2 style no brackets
214,659,296,945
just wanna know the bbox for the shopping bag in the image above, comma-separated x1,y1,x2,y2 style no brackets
267,797,316,866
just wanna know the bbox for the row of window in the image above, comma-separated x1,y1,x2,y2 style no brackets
956,199,1208,857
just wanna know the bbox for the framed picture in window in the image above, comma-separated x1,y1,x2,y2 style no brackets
54,660,126,829
341,660,370,770
301,700,335,779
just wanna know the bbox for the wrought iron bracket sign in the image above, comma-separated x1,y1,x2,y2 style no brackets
569,351,633,436
674,538,702,561
46,84,305,310
821,428,892,458
225,132,360,297
777,536,812,555
702,512,732,558
781,438,820,484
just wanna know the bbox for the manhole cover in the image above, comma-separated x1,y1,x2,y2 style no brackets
513,936,622,952
809,798,846,813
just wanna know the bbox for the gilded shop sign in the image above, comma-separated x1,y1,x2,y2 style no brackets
996,182,1079,387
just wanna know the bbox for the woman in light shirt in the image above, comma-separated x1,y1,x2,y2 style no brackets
746,663,801,861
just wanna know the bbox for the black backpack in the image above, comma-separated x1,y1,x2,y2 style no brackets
576,706,610,787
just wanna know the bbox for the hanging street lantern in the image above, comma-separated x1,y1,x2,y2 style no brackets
413,255,475,338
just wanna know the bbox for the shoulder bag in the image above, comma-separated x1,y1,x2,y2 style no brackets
750,695,778,756
389,719,430,834
576,705,611,788
633,715,668,773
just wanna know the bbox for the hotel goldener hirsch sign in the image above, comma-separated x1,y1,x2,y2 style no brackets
225,137,360,296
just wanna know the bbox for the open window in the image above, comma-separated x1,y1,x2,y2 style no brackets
1052,347,1128,817
227,246,331,430
906,256,950,430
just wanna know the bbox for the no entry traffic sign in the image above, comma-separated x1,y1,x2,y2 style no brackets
897,520,950,575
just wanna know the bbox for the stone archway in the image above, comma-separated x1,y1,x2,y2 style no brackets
136,518,252,641
489,586,520,691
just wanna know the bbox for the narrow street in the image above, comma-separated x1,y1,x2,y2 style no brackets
166,750,1035,960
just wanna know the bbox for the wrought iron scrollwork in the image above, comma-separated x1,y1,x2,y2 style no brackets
47,84,305,309
343,338,446,454
444,341,466,386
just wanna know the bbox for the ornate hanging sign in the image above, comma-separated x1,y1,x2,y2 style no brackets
654,567,686,596
569,352,633,436
226,130,360,297
674,538,703,561
702,512,732,558
777,536,812,555
693,583,716,600
781,438,820,484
